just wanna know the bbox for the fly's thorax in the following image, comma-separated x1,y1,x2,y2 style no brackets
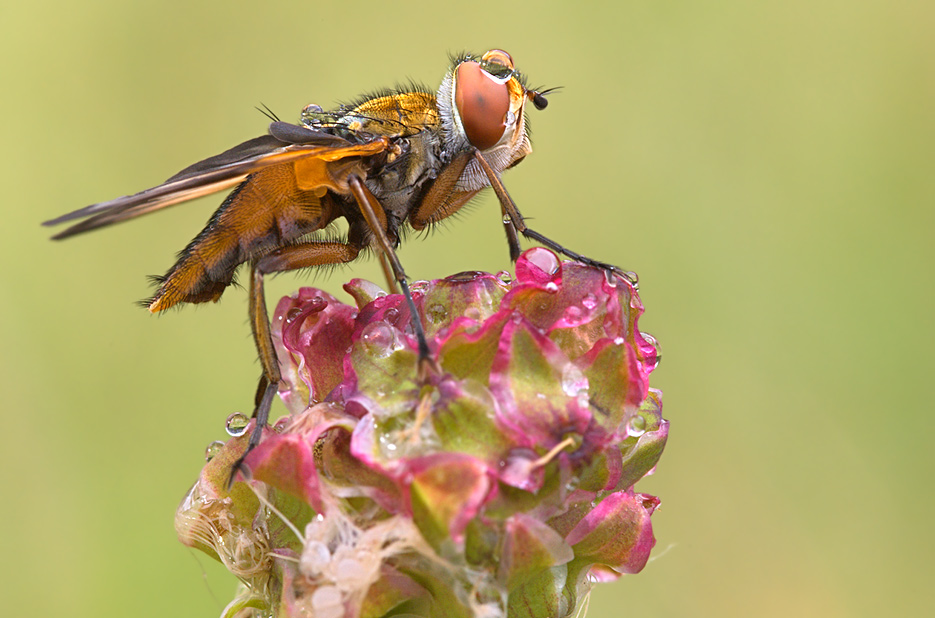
364,124,445,220
338,92,439,139
303,91,445,221
437,51,533,192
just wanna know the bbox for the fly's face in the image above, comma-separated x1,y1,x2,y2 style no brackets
439,50,539,192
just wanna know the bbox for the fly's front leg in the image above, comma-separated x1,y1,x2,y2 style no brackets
499,199,522,263
407,152,517,262
472,150,638,287
229,240,361,486
347,176,433,365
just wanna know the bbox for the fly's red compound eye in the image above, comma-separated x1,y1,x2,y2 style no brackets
455,60,511,150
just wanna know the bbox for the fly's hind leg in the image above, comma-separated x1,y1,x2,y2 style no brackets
228,240,361,486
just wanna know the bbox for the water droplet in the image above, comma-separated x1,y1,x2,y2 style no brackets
204,440,225,462
496,270,513,285
640,332,662,369
544,281,559,292
383,307,400,324
502,214,512,225
225,412,250,437
285,307,303,324
581,293,597,310
627,414,647,437
301,103,326,128
409,280,429,294
526,247,560,276
360,322,398,358
561,364,587,397
447,270,484,282
563,305,582,322
426,303,448,324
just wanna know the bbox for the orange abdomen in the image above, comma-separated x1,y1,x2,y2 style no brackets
147,163,331,312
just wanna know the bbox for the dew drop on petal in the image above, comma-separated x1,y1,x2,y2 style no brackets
426,303,448,324
526,247,561,277
564,305,582,322
383,307,400,324
447,270,484,282
581,293,598,310
285,307,303,324
627,414,647,437
544,281,559,292
640,332,662,369
360,322,398,358
204,440,225,462
496,270,513,285
561,364,587,397
225,412,250,437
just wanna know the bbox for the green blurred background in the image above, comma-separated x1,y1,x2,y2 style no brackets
2,1,932,616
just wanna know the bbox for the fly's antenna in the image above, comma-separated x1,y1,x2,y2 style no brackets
527,86,562,111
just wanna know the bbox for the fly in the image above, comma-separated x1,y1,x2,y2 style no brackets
43,49,629,480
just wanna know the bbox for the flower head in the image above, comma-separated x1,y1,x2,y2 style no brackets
176,248,667,618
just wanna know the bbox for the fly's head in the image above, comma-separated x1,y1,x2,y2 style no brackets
438,50,551,190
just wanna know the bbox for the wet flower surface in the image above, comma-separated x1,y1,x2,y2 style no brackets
176,248,667,618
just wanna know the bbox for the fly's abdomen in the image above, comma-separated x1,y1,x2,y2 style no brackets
147,164,330,312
